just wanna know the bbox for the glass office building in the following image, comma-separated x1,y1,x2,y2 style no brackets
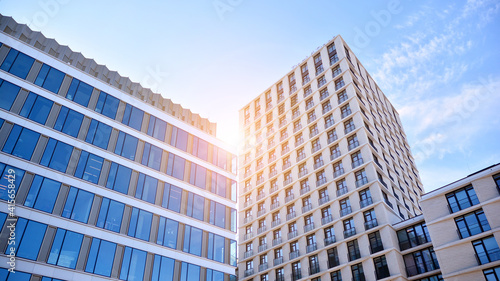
0,15,237,281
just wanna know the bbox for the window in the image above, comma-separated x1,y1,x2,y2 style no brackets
446,185,480,213
62,186,94,223
162,183,182,212
122,104,144,131
0,48,34,79
95,91,120,119
327,247,340,268
20,92,53,125
210,201,226,228
192,137,209,161
48,228,84,269
106,162,132,194
455,209,490,239
171,126,189,151
330,270,342,281
333,161,344,177
115,131,139,160
359,188,372,208
66,78,93,107
369,231,384,254
484,266,500,281
347,240,361,261
147,116,167,141
341,104,352,118
374,255,390,279
186,192,205,221
351,150,364,168
208,233,225,263
96,198,125,232
74,151,104,184
183,225,203,256
403,247,439,276
2,125,40,161
54,106,84,137
40,138,73,173
344,118,355,133
85,120,112,149
396,222,431,251
364,209,377,230
120,247,147,281
343,217,356,238
157,216,179,249
340,198,351,216
85,238,116,277
0,79,21,110
180,262,201,281
151,255,175,281
0,268,32,281
0,163,25,201
5,218,46,260
309,255,320,274
24,175,61,213
34,63,65,93
166,153,186,180
276,268,284,281
292,261,302,280
351,263,365,281
473,236,500,265
135,173,158,204
355,169,368,187
128,207,153,241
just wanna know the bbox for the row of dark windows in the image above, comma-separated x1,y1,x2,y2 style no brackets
0,119,236,231
0,43,235,173
0,78,236,201
0,215,235,281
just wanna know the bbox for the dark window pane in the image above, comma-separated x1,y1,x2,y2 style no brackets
85,238,116,277
0,49,34,79
120,247,147,281
20,92,53,125
151,255,175,281
2,125,40,160
16,219,47,260
47,229,83,269
53,107,83,137
122,104,144,131
115,132,138,160
0,164,25,201
74,151,104,184
34,64,65,94
24,175,61,213
0,79,21,110
95,91,119,119
62,187,94,223
85,120,112,149
96,198,124,232
128,208,153,241
66,79,93,107
40,139,73,173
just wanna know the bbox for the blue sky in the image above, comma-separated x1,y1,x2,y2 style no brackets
1,0,499,192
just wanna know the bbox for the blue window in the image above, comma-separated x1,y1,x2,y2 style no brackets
208,233,225,263
135,173,158,204
157,216,178,249
74,151,104,184
446,185,480,213
62,186,94,223
106,162,132,194
166,153,186,180
66,78,93,107
162,183,182,213
48,228,84,269
85,238,117,277
141,142,162,171
0,163,25,201
0,212,6,229
206,269,224,281
192,136,209,161
41,277,64,281
53,106,84,137
186,192,204,221
231,208,237,232
209,201,226,229
211,172,227,197
24,175,61,213
151,255,175,281
96,198,124,233
120,247,147,281
230,240,237,266
115,131,138,160
0,268,31,281
473,236,500,265
170,126,189,151
85,119,112,149
19,92,53,124
2,125,40,160
122,104,144,131
189,163,206,189
34,64,65,94
183,225,202,256
95,91,119,119
128,207,153,241
6,218,46,260
40,138,73,173
180,262,201,281
0,48,34,79
147,116,167,141
0,79,21,110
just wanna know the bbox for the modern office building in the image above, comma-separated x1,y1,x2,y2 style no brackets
238,35,424,281
0,15,237,281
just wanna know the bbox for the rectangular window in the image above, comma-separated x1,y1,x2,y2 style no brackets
206,269,224,281
5,218,46,260
186,192,205,221
128,207,153,241
114,131,138,161
209,201,226,228
2,125,40,161
397,222,431,250
162,183,182,213
34,64,65,94
24,175,61,213
351,263,365,281
0,163,25,201
96,197,125,232
170,126,189,151
208,233,226,263
122,104,144,131
474,236,500,265
85,119,112,149
47,228,84,269
62,186,94,223
141,142,163,171
0,78,21,110
0,48,34,79
404,247,440,276
66,78,93,107
347,240,361,261
157,216,179,249
147,116,167,141
446,185,480,213
95,91,119,119
106,162,132,194
211,172,227,197
74,151,104,184
180,262,201,281
166,153,186,180
183,225,203,256
119,247,147,281
455,209,490,239
53,106,83,138
151,255,175,281
189,163,207,189
20,92,53,125
85,238,117,277
369,231,384,254
374,255,390,279
40,138,73,173
135,173,158,204
192,136,209,161
484,266,500,281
